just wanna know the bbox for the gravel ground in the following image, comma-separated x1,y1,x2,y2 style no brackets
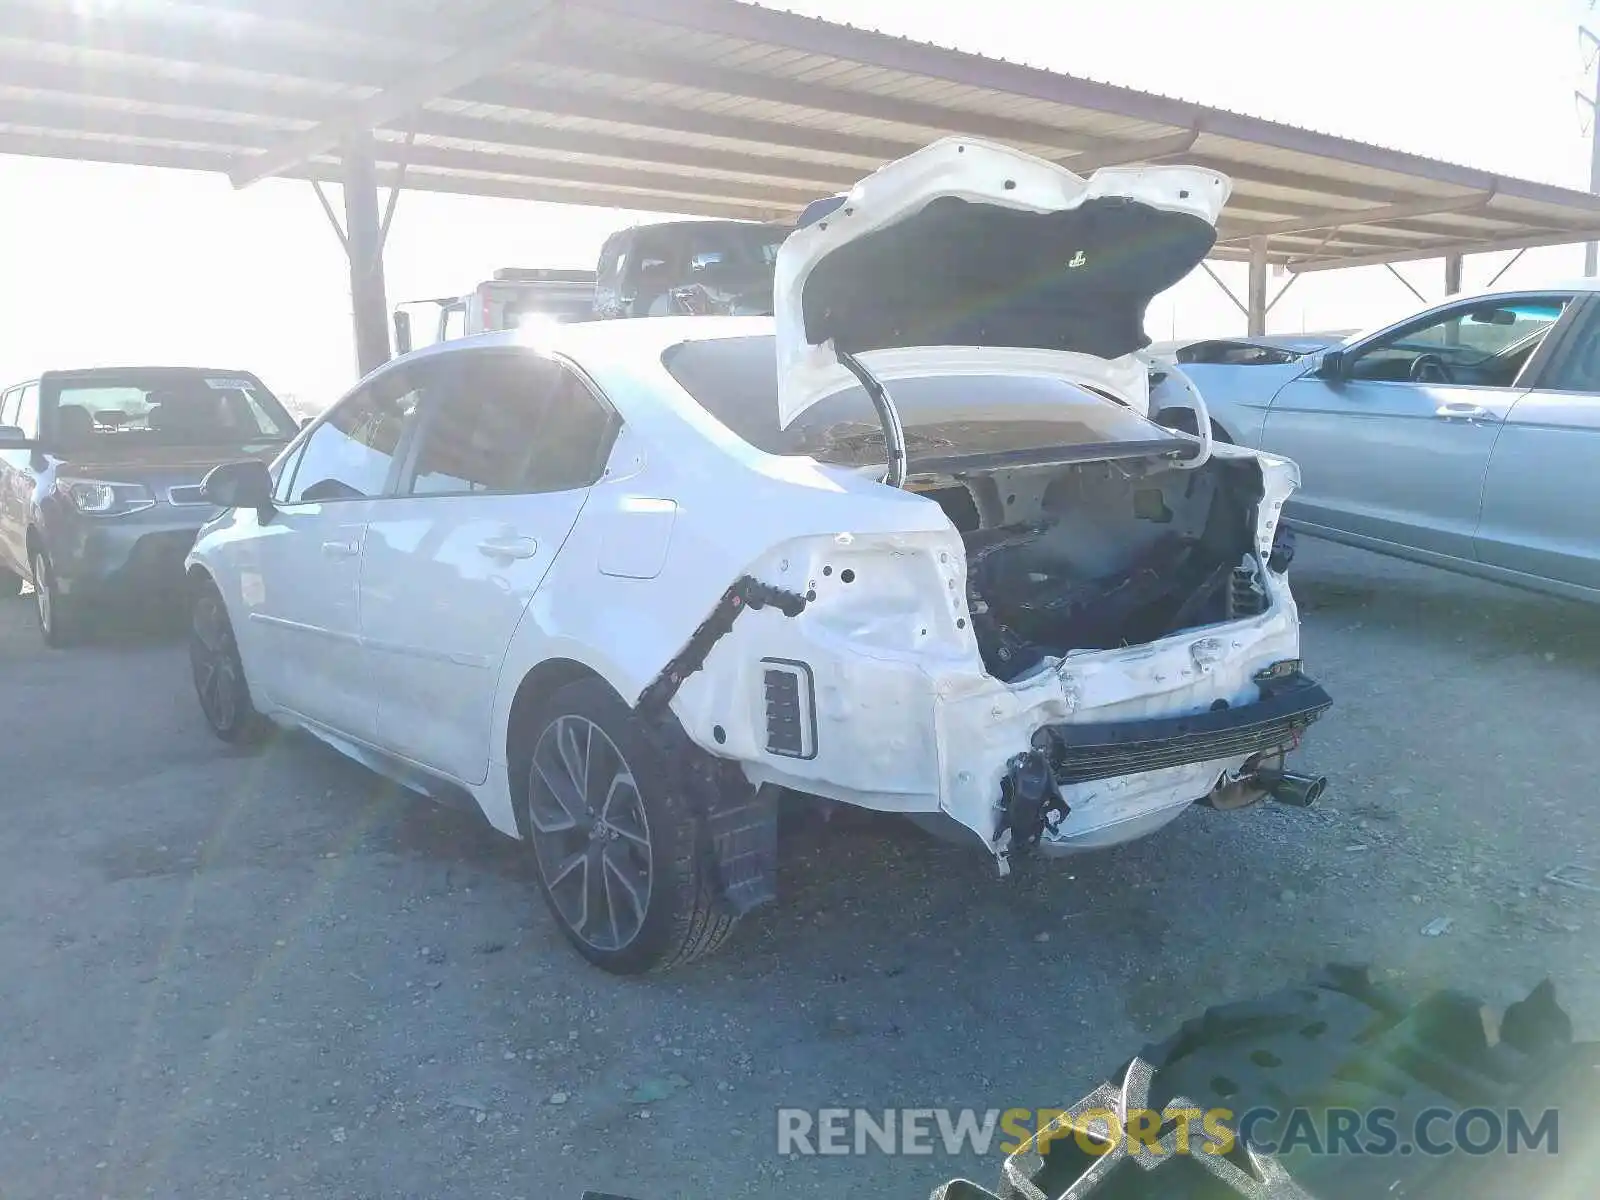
1,539,1597,1200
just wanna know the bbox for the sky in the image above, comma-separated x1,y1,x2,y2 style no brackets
0,0,1594,410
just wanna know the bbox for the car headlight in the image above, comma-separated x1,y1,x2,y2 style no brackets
58,478,156,516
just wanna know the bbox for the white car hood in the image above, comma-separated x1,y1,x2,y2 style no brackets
773,137,1231,429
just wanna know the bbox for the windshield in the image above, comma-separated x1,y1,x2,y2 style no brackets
504,294,596,327
681,223,789,274
45,371,296,448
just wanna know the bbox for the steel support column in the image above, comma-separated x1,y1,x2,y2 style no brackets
342,132,391,376
1444,253,1463,295
1247,236,1268,336
1586,29,1600,277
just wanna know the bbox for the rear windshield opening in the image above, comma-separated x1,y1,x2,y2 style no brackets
660,334,1183,470
47,372,297,448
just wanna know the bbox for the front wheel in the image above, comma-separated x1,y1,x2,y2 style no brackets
518,678,736,974
31,547,80,648
189,582,268,746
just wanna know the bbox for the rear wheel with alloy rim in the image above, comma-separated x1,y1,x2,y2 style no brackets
519,678,735,974
31,548,79,648
189,581,268,746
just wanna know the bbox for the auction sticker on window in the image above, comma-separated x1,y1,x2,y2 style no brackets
205,378,255,391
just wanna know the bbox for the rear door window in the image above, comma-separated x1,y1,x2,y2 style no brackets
402,351,616,497
1534,301,1600,393
14,385,39,438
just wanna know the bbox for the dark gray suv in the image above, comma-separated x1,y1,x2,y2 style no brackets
0,367,298,646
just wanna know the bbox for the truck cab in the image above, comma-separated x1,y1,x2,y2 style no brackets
594,220,790,319
392,267,598,353
390,218,793,354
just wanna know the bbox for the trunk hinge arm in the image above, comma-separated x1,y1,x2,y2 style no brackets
835,346,908,489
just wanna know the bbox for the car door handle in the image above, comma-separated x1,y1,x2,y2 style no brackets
477,535,539,560
1435,402,1494,421
321,540,359,558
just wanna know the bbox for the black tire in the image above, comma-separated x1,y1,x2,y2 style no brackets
937,964,1588,1200
189,580,269,747
31,546,80,648
517,677,736,975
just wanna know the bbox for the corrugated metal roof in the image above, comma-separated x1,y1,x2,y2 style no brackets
1,0,1597,269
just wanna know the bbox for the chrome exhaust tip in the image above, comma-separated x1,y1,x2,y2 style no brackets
1256,769,1327,808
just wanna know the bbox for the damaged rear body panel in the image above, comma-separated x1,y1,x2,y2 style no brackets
482,137,1329,880
638,425,1322,861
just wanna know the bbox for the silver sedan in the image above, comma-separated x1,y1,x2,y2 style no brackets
1151,282,1600,604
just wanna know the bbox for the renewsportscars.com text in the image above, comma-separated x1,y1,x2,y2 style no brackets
775,1105,1560,1158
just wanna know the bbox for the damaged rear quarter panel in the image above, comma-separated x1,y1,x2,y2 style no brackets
486,344,973,805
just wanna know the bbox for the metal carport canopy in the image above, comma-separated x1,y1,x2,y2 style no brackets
5,0,1600,359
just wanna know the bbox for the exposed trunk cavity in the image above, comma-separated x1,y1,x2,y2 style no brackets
911,454,1269,682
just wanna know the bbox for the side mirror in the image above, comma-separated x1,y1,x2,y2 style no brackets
202,459,274,516
1314,348,1346,380
0,424,32,448
393,310,413,356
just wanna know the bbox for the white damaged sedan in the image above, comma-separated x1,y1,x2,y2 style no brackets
185,138,1331,973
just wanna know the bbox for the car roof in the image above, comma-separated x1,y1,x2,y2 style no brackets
401,315,775,371
0,366,265,391
1442,278,1600,305
39,366,264,381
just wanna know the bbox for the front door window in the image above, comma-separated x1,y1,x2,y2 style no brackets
1346,297,1571,388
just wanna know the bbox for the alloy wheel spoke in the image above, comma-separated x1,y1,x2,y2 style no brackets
583,842,608,943
545,848,588,933
195,600,226,652
600,854,624,948
601,848,647,929
580,720,598,811
599,768,635,823
193,656,217,700
555,718,590,805
547,847,586,889
211,662,237,727
530,757,584,832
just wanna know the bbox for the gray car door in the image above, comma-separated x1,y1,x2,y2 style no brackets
1474,296,1600,596
0,384,39,577
1258,293,1576,561
0,386,20,574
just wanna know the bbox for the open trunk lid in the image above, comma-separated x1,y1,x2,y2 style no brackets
773,137,1230,435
